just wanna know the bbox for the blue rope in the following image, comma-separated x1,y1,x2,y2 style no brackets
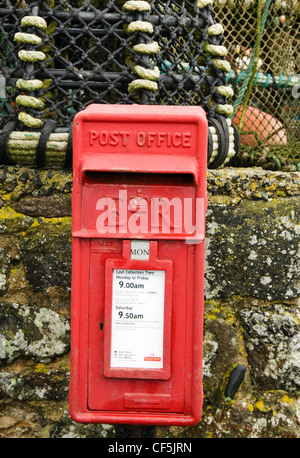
263,73,271,87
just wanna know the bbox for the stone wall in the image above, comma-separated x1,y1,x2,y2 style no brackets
0,165,299,438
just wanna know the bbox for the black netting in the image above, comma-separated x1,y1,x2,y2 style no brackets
1,0,272,168
0,0,231,124
215,1,299,171
0,0,240,168
1,0,299,170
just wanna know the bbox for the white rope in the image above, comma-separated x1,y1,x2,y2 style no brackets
123,0,160,95
197,0,236,165
14,15,48,128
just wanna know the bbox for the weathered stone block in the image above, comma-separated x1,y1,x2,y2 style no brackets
13,194,71,218
0,368,69,401
0,301,70,365
0,247,10,296
0,165,299,438
19,218,72,293
205,196,299,300
241,302,300,392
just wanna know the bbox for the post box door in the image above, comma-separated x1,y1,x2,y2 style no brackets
86,238,201,416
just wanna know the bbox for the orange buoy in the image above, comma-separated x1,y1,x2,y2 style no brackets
233,106,287,147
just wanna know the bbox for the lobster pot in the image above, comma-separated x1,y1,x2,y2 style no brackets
0,0,238,168
215,0,299,171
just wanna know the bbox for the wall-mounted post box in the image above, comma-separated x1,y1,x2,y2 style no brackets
69,104,207,426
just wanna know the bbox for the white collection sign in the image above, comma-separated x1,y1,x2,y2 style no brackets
110,268,165,369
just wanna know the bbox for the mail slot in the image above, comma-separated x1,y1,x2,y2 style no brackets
69,104,207,426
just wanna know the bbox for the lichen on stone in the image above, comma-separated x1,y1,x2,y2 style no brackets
0,164,299,438
0,301,70,365
241,303,300,392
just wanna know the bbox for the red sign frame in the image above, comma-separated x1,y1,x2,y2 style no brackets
104,240,172,380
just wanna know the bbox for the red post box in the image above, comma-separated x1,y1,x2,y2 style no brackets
69,104,207,426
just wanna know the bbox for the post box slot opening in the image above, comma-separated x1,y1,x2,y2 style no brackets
84,171,195,186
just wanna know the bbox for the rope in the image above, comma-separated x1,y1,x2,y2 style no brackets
227,71,299,90
196,0,238,166
238,0,263,130
14,13,48,129
7,131,68,167
123,1,160,96
212,0,299,13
